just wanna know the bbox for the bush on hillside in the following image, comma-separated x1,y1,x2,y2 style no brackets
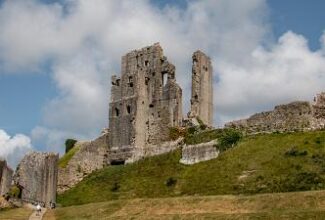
218,129,243,151
65,139,77,153
169,127,187,140
165,177,177,187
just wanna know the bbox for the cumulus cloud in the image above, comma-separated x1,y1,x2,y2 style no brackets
0,0,324,153
0,129,33,168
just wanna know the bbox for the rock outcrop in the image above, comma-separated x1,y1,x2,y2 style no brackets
225,93,325,134
0,159,13,196
57,131,109,194
180,140,219,165
14,152,58,207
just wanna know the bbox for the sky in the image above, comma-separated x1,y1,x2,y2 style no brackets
0,0,324,168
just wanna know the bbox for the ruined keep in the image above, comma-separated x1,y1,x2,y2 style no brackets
0,159,13,196
108,43,183,164
15,152,58,206
225,92,325,134
188,51,213,126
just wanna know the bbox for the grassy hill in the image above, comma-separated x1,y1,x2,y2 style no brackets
57,130,325,207
51,190,325,219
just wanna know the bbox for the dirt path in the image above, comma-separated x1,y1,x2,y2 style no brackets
28,207,47,220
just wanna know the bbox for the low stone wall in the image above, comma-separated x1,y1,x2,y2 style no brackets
15,152,59,207
180,140,219,165
58,132,109,194
127,138,184,163
225,95,325,134
0,160,13,196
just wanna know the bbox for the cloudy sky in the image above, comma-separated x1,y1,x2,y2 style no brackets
0,0,324,168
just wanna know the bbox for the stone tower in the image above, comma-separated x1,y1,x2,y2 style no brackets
108,43,182,164
189,51,213,126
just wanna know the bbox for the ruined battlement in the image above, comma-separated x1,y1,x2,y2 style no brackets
225,95,325,134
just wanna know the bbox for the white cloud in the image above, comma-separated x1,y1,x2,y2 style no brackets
0,129,33,168
0,0,324,152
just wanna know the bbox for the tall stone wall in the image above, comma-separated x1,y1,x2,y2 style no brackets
108,43,183,164
58,131,109,194
189,51,213,127
0,160,13,196
225,93,325,134
15,152,58,206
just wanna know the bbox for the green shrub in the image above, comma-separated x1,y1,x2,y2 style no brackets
111,182,120,192
218,129,243,151
65,139,77,153
9,186,20,198
165,177,177,187
169,127,187,140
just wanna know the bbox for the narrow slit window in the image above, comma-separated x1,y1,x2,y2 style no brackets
115,108,120,117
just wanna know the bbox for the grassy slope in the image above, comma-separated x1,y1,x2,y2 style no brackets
58,131,325,207
58,144,80,168
52,191,325,219
0,207,32,220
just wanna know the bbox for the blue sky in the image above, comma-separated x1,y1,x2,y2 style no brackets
0,0,324,167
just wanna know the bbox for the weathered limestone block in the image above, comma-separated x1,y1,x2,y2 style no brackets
15,152,58,206
189,50,213,127
108,43,183,164
225,94,325,134
58,131,109,194
180,140,219,165
0,159,13,196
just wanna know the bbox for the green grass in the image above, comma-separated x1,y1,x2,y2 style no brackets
58,130,325,207
58,144,80,168
54,190,325,219
0,207,32,220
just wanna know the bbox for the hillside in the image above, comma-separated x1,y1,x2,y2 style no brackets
50,190,325,219
58,130,325,207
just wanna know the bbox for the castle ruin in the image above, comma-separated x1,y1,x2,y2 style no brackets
14,152,58,206
188,51,213,126
108,43,183,164
225,92,325,134
0,159,13,196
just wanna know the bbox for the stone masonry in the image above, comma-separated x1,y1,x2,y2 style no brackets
0,159,13,196
225,92,325,134
108,43,183,164
188,51,213,126
180,140,219,165
58,131,109,194
15,152,58,206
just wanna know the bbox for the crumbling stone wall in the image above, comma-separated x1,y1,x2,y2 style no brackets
188,51,213,126
58,131,109,194
128,138,184,163
225,93,325,134
15,152,58,206
108,43,183,163
0,159,13,196
180,140,219,165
